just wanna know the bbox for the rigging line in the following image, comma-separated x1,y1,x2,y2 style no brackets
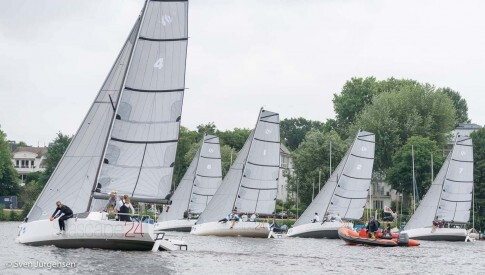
131,143,148,197
187,144,203,213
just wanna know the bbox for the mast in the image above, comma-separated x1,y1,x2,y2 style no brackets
87,0,149,211
329,141,332,179
186,135,205,216
231,108,263,212
412,144,416,213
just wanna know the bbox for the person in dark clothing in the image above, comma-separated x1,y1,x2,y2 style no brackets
50,201,73,235
366,216,380,239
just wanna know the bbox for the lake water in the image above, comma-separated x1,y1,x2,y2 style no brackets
1,222,483,274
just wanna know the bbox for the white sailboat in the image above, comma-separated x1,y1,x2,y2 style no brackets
287,131,375,239
17,0,189,251
401,135,473,241
191,109,280,238
154,135,222,232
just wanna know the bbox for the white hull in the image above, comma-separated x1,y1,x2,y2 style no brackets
401,227,467,242
154,219,196,233
17,212,155,250
287,221,353,239
191,221,271,238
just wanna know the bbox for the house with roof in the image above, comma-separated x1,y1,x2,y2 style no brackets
11,147,48,185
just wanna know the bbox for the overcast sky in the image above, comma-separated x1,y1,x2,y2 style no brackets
0,0,484,146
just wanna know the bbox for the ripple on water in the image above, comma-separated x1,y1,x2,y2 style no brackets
1,222,484,275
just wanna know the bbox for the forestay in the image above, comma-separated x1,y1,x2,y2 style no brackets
405,135,473,230
158,135,222,222
93,0,189,206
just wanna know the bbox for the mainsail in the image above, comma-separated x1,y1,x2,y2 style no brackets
405,135,473,230
197,109,280,224
158,135,222,222
28,0,189,221
294,131,375,227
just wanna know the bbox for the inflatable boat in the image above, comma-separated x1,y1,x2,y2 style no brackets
338,228,420,247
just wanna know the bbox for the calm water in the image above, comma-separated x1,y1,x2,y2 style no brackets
1,222,483,275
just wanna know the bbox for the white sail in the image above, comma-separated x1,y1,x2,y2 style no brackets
197,132,253,224
28,0,189,221
405,135,473,230
93,0,189,206
27,18,141,222
197,109,280,224
293,131,375,226
158,135,222,222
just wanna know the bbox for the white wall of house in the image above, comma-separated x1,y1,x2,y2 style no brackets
11,147,47,185
278,144,292,203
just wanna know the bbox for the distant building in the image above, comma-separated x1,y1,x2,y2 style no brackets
278,144,293,203
366,181,398,212
11,147,48,185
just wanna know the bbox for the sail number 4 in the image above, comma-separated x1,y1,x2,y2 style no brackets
154,58,164,69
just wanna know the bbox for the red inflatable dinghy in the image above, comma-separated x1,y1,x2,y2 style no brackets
338,228,420,247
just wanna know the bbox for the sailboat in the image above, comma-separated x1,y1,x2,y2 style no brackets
401,135,473,241
17,0,189,250
287,131,375,239
154,135,222,232
191,109,280,238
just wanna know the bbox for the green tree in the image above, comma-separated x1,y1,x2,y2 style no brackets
196,123,217,136
17,141,28,147
471,128,485,231
173,127,199,188
216,128,251,151
0,130,20,196
19,180,43,213
354,84,456,171
437,87,470,124
287,130,348,208
280,118,324,150
387,136,444,197
333,77,380,129
39,132,71,186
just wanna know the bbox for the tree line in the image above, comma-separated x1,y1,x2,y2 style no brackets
0,76,483,230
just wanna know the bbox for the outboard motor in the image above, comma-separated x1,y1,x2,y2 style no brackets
397,232,409,246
